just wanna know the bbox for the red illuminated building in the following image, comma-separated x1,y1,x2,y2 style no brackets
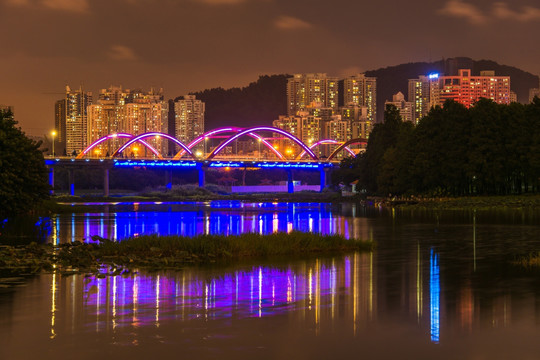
438,69,511,108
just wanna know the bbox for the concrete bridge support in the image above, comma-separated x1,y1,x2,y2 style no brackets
165,170,173,190
104,168,109,197
48,167,55,195
287,169,294,194
319,167,328,193
68,169,75,196
198,164,206,188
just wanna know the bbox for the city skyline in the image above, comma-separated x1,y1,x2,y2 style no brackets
2,0,540,135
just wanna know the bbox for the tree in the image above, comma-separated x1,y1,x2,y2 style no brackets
359,104,407,194
0,110,49,219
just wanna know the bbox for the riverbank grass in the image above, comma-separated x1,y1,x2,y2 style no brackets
1,232,372,275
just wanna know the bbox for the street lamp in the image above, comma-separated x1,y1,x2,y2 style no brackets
51,130,57,157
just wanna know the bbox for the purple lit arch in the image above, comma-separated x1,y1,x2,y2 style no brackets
327,138,368,161
173,127,285,160
297,139,356,160
78,133,162,159
112,132,195,159
207,126,317,160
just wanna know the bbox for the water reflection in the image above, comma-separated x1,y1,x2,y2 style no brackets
34,247,458,345
24,241,537,351
2,203,540,359
47,202,374,243
34,255,374,340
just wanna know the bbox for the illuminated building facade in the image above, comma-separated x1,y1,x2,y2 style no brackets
438,69,510,108
61,85,93,155
408,74,440,124
385,92,414,123
287,73,338,116
87,86,168,156
340,105,370,139
174,95,205,146
343,74,377,124
273,113,321,157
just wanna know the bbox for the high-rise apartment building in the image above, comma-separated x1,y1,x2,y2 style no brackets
174,95,205,146
325,115,348,142
408,74,440,124
343,74,377,124
87,86,167,156
273,112,321,158
59,86,92,155
385,92,414,123
340,105,370,140
438,69,510,108
287,74,338,116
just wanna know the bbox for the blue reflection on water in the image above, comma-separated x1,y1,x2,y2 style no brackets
51,201,343,243
430,248,440,344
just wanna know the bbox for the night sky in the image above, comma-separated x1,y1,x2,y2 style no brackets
2,0,540,135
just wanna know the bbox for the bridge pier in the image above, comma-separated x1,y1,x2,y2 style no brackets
104,168,109,197
165,170,173,190
197,163,206,188
287,169,294,194
48,167,55,195
68,169,75,196
319,167,328,193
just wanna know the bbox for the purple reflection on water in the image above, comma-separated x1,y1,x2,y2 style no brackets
83,263,344,328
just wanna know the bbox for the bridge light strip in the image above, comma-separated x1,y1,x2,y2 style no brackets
113,160,197,168
111,160,334,169
209,161,334,169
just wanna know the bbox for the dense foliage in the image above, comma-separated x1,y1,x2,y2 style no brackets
334,99,540,196
0,110,49,218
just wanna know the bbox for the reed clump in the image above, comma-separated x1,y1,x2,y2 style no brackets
0,232,372,276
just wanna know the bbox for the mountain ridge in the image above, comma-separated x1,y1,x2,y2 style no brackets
176,58,539,129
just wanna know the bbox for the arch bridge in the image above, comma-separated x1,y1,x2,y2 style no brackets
78,126,366,162
48,127,366,196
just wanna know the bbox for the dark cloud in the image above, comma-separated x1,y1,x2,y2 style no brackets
439,0,540,25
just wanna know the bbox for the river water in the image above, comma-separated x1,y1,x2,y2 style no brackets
1,201,540,359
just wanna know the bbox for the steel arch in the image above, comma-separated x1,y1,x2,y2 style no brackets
327,138,368,161
297,139,356,160
112,132,195,159
207,126,317,160
77,133,162,159
173,127,285,160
